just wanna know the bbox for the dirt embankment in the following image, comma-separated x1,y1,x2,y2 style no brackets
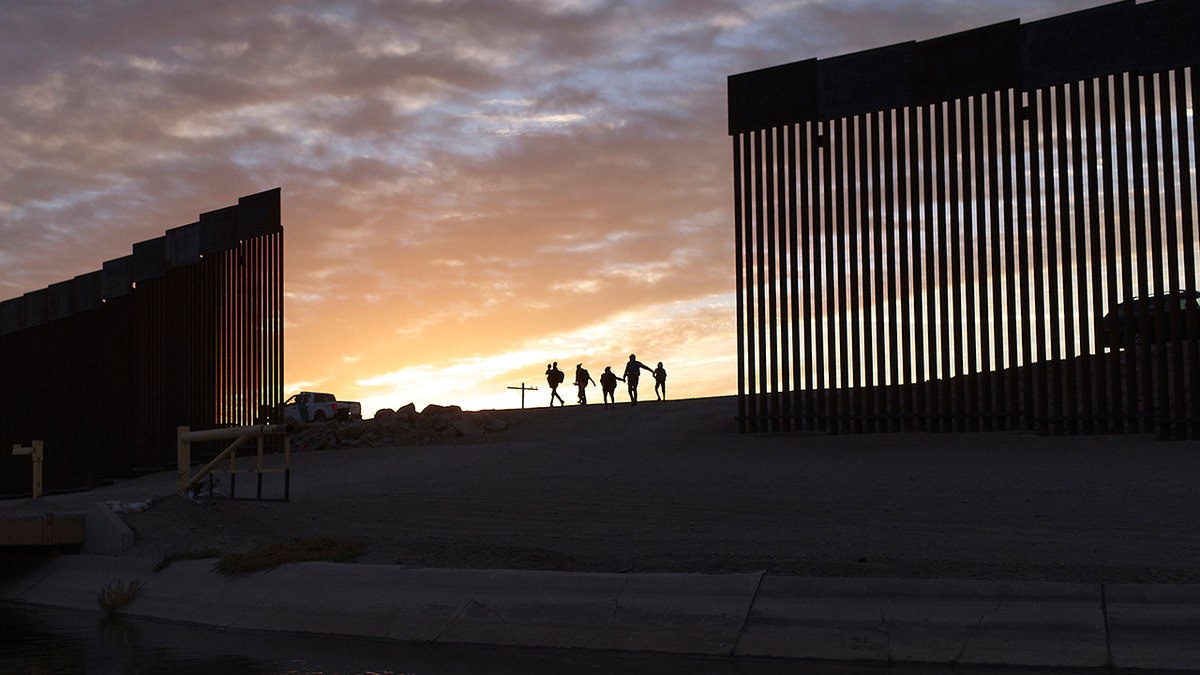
107,396,1200,584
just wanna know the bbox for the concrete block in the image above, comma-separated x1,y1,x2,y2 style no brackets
82,503,135,555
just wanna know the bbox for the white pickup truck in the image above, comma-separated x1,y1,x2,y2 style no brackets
278,391,362,424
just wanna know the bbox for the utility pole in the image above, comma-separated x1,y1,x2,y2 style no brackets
507,383,538,409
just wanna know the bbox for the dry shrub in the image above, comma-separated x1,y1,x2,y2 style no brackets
153,548,223,572
215,537,366,577
96,579,144,616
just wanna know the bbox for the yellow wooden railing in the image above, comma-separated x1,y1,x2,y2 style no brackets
177,424,291,500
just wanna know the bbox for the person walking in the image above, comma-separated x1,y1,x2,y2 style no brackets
653,361,667,400
622,354,653,405
599,366,624,408
546,362,565,407
574,363,596,405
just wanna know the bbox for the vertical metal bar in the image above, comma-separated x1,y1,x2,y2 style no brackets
1158,70,1185,438
833,118,850,432
734,136,747,432
996,90,1016,429
1181,68,1200,439
799,123,816,430
787,124,803,431
1070,83,1089,432
1099,75,1122,432
853,114,869,432
1022,91,1041,427
754,130,768,431
1028,89,1049,432
776,126,793,430
1008,93,1027,425
812,125,826,428
883,109,903,430
744,133,760,430
951,97,970,432
822,121,838,431
765,128,781,431
1058,82,1079,435
1130,74,1154,433
1046,85,1065,429
1115,74,1139,433
871,111,888,432
972,93,991,430
1065,82,1084,429
276,227,285,427
1144,73,1169,437
964,95,982,430
903,106,920,430
920,104,936,430
1083,77,1108,432
935,101,952,431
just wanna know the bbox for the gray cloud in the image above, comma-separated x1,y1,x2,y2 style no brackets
0,0,1117,406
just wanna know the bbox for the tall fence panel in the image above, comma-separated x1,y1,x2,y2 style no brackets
730,0,1200,438
0,189,283,496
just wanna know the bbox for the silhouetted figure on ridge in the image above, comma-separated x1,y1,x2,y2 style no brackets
623,354,653,405
600,366,624,408
546,362,565,407
574,363,596,405
653,361,667,400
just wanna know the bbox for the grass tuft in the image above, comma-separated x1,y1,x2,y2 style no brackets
154,548,223,572
214,537,367,578
96,579,144,616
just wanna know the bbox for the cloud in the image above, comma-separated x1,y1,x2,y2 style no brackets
1,0,1116,409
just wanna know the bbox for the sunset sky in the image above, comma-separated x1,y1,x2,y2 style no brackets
1,0,1111,415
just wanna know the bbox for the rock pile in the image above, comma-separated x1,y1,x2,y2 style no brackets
290,403,508,452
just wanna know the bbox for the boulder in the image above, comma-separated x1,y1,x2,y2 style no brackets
450,415,483,436
373,408,396,422
335,420,370,442
474,412,507,432
383,416,414,433
421,403,462,419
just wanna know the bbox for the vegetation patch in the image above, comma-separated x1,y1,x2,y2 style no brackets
96,578,144,616
154,548,223,572
214,537,367,578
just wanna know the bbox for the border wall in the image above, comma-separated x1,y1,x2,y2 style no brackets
0,188,283,496
729,0,1200,437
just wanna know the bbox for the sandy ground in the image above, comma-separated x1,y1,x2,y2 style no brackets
8,395,1200,584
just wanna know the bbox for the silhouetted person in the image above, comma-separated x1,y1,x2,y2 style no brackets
623,354,653,405
653,361,667,400
546,362,565,407
600,366,624,408
574,363,596,405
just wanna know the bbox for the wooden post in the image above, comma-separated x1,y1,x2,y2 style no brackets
177,426,191,493
507,383,538,409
